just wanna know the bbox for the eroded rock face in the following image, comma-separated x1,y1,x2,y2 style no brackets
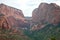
32,3,60,30
32,3,60,24
32,8,39,23
0,14,10,29
0,3,28,28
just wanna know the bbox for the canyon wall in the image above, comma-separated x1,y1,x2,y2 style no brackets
0,3,29,29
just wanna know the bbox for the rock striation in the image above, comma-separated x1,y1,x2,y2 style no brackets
0,3,29,28
32,3,60,24
32,3,60,30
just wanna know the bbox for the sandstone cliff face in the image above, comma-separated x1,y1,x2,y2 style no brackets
0,3,28,28
32,3,60,24
0,14,10,29
32,8,38,23
32,3,60,30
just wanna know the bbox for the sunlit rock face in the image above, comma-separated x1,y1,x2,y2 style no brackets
0,14,11,29
0,3,29,28
32,3,60,24
32,3,60,30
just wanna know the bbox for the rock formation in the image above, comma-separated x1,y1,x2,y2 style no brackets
32,3,60,30
32,3,60,24
32,8,39,23
0,3,29,28
0,14,10,29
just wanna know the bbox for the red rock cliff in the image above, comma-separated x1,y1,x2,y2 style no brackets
32,3,60,24
32,3,60,30
0,3,27,28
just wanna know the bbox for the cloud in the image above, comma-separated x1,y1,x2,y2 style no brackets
0,0,60,17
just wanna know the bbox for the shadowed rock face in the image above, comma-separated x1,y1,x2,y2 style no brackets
32,3,60,24
32,3,60,30
0,3,28,28
32,8,38,23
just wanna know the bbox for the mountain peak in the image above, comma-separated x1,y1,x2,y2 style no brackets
32,3,60,30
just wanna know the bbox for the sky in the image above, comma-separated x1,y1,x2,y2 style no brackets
0,0,60,17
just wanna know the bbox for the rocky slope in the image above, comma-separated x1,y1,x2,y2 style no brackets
24,23,60,40
0,12,30,40
0,3,29,28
